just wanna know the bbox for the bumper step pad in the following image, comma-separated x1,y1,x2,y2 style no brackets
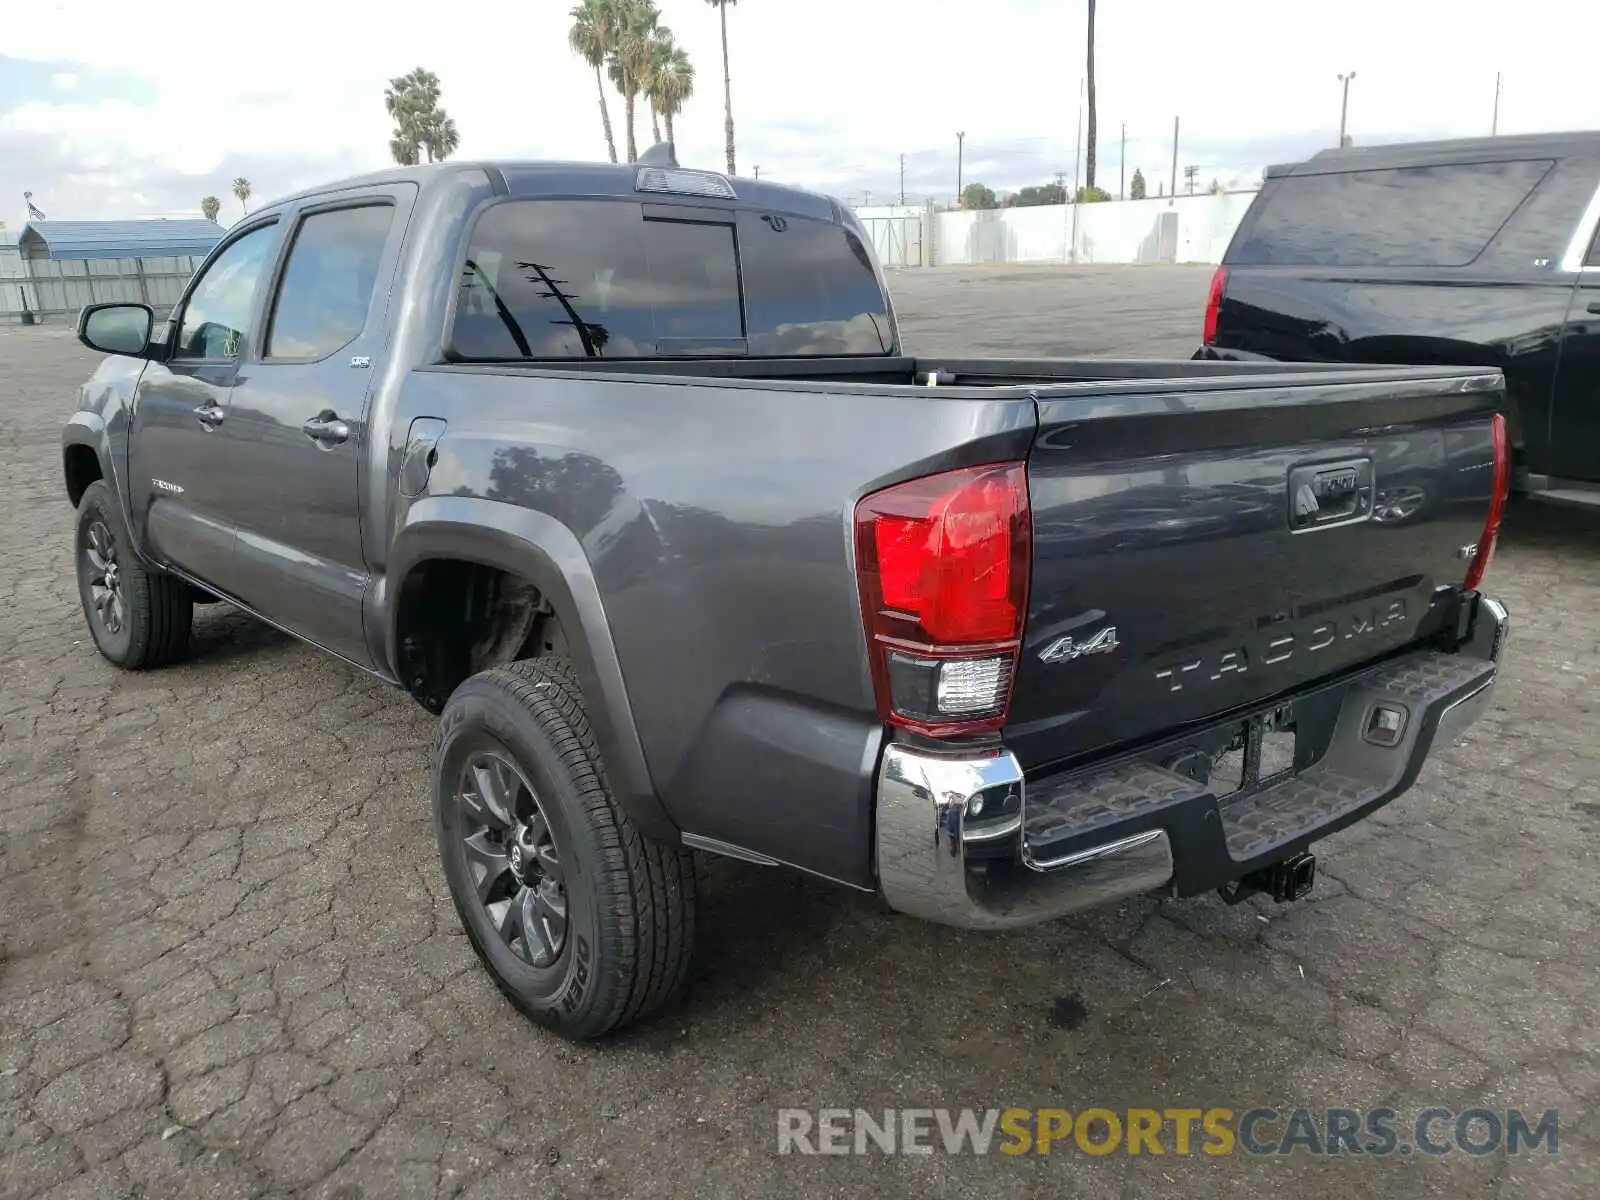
1022,650,1497,870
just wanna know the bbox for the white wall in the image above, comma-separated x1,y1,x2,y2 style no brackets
914,191,1257,267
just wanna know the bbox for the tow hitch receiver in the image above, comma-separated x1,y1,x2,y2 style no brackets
1221,851,1317,904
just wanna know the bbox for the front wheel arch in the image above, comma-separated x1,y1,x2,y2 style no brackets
64,443,105,508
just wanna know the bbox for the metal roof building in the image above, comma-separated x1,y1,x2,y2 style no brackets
3,218,224,324
15,218,226,262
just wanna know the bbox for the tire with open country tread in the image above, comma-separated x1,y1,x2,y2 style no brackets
432,657,697,1040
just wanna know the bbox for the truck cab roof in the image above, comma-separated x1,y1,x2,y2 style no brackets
257,158,847,225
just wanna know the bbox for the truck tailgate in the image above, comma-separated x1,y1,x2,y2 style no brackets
1006,369,1504,771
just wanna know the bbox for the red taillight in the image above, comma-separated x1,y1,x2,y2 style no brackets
1463,412,1510,592
855,462,1031,737
1202,266,1228,345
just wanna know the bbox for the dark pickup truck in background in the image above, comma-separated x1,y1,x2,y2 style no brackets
1198,130,1600,507
63,154,1511,1039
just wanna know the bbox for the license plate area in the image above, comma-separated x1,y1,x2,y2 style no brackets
1165,705,1299,801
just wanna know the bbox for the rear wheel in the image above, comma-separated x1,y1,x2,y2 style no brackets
432,658,696,1039
74,480,192,669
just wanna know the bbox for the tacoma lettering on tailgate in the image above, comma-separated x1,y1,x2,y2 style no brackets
1154,598,1410,693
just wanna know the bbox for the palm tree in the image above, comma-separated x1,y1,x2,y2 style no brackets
386,68,444,165
647,38,666,145
200,196,221,222
647,38,694,149
389,132,420,167
569,0,621,163
1085,0,1098,190
706,0,737,174
232,178,252,216
420,109,460,162
611,0,662,162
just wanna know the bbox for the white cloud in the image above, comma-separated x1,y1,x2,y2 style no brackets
4,0,1600,226
51,72,78,90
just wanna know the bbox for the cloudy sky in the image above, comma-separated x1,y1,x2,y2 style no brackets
3,0,1598,229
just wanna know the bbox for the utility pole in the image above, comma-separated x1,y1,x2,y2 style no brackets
753,165,761,180
956,131,965,205
1119,122,1127,201
1169,116,1179,207
1184,165,1198,195
1491,72,1502,135
1338,71,1357,146
899,154,905,206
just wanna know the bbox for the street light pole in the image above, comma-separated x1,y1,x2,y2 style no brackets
956,131,965,205
1491,72,1502,135
1119,122,1127,201
1169,115,1179,208
899,153,905,206
1337,71,1357,146
1072,76,1084,202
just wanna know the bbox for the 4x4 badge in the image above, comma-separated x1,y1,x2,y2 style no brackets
1039,625,1120,664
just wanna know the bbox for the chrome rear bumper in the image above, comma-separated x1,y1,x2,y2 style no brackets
874,593,1509,931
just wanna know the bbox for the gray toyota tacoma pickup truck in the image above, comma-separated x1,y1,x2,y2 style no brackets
62,154,1512,1040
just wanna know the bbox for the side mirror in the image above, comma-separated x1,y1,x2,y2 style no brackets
77,302,155,358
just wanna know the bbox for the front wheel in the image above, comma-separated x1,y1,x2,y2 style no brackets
432,658,696,1040
74,480,192,669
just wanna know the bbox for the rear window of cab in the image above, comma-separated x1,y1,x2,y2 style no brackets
448,198,891,360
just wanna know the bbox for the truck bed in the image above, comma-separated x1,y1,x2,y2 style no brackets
434,353,1496,393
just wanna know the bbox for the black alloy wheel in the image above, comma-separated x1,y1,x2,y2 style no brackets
454,747,569,968
82,518,127,639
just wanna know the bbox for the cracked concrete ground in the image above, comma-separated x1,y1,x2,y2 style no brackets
2,265,1597,1198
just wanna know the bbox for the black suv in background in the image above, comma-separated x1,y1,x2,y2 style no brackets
1198,131,1600,506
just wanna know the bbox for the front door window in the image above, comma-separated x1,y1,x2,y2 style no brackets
172,224,279,360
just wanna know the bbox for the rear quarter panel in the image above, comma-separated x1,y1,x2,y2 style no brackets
391,367,1036,886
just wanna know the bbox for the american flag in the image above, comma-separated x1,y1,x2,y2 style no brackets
24,192,45,220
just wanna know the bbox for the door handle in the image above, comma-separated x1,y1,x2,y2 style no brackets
193,402,225,429
302,411,351,446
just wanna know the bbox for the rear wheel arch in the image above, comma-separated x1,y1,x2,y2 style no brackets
387,498,676,840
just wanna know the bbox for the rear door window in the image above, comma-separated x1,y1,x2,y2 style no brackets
265,204,394,360
1230,159,1554,268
